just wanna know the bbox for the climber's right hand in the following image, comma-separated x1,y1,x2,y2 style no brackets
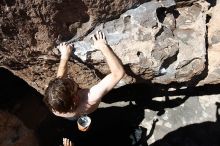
58,42,74,60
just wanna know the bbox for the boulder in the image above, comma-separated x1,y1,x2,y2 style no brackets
198,0,220,86
74,1,207,86
0,0,216,94
0,0,146,93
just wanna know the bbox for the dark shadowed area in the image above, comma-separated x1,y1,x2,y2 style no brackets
1,67,220,146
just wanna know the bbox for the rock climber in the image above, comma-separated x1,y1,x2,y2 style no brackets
44,30,125,120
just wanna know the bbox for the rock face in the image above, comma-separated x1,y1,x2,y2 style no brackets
75,1,207,86
147,95,220,145
0,111,38,146
198,0,220,86
0,0,219,93
0,0,147,93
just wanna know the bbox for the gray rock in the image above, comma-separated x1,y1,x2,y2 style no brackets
75,1,207,86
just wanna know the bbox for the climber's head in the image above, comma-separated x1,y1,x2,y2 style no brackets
44,77,79,113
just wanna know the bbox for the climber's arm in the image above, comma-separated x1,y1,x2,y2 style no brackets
56,43,73,78
88,31,125,101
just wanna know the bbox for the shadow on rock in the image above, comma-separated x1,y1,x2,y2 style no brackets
0,68,157,146
2,67,220,146
150,102,220,146
103,83,220,115
103,83,191,115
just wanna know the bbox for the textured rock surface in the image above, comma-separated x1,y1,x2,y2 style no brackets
0,0,219,94
198,0,220,86
74,0,207,86
148,95,220,145
0,0,146,93
0,111,39,146
99,84,220,145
